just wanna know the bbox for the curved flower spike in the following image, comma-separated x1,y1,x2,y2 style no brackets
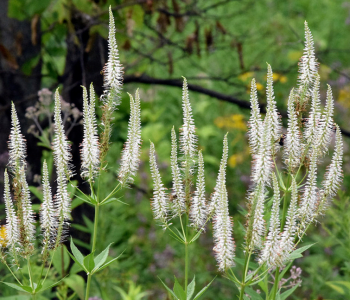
118,90,142,186
170,127,186,215
149,142,169,227
8,102,27,174
248,78,262,156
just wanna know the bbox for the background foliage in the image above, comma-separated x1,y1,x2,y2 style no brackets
0,0,350,299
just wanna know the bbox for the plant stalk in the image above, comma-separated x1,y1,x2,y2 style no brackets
85,203,100,300
239,250,252,300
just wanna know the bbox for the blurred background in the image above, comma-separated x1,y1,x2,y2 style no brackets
0,0,350,299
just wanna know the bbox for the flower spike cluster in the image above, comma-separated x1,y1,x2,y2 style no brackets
212,135,235,271
118,90,142,186
81,84,100,183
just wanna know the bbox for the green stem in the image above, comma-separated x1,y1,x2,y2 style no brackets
2,259,22,285
239,250,252,300
270,267,280,300
85,204,100,300
42,250,56,286
184,241,189,295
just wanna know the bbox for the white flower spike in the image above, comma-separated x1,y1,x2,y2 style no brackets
248,78,262,156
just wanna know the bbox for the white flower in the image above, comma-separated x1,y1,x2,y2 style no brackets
259,173,281,267
149,142,169,227
53,89,72,224
118,90,142,186
284,89,302,171
170,127,186,215
81,84,100,182
317,124,343,214
248,78,262,156
212,135,235,271
179,77,197,170
208,134,229,216
190,150,207,230
4,169,20,252
297,21,318,98
40,161,57,250
276,177,298,266
304,74,321,144
266,64,281,152
8,102,26,173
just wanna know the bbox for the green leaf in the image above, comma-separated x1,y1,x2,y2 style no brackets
98,250,125,272
192,277,216,300
0,296,30,300
280,284,300,300
244,287,263,300
83,252,95,273
100,197,124,206
173,276,186,300
28,186,43,202
39,277,66,293
158,277,179,300
92,243,113,273
52,245,70,277
64,274,85,300
187,276,195,300
326,281,350,295
0,282,31,293
71,223,91,234
70,238,85,266
288,243,315,260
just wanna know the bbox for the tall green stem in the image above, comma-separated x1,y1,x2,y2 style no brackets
85,203,100,300
184,241,189,295
239,250,252,300
270,267,280,300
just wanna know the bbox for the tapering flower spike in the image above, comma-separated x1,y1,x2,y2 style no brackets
297,21,318,99
317,125,343,214
118,90,142,186
19,170,36,253
276,176,298,266
212,135,235,271
149,142,169,227
53,89,73,180
208,134,229,216
81,84,100,183
313,85,334,157
251,119,272,186
8,102,26,173
169,127,186,215
284,89,302,171
298,149,318,230
190,150,207,230
265,63,281,151
304,74,321,144
103,6,123,104
4,169,20,253
40,161,57,250
259,173,281,267
248,78,262,156
53,89,72,228
179,77,197,170
100,6,124,163
247,183,266,249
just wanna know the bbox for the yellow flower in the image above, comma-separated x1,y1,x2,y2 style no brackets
214,114,247,130
256,82,264,91
228,153,244,168
279,75,287,83
338,87,350,108
238,72,254,82
0,226,7,247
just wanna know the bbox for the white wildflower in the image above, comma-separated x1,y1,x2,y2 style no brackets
249,184,266,249
149,142,169,226
179,77,197,170
190,150,207,230
276,177,298,266
4,170,20,252
259,173,281,267
208,134,229,216
8,102,26,173
81,84,100,182
247,78,262,156
170,127,186,215
284,89,302,171
40,161,57,250
118,90,142,186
